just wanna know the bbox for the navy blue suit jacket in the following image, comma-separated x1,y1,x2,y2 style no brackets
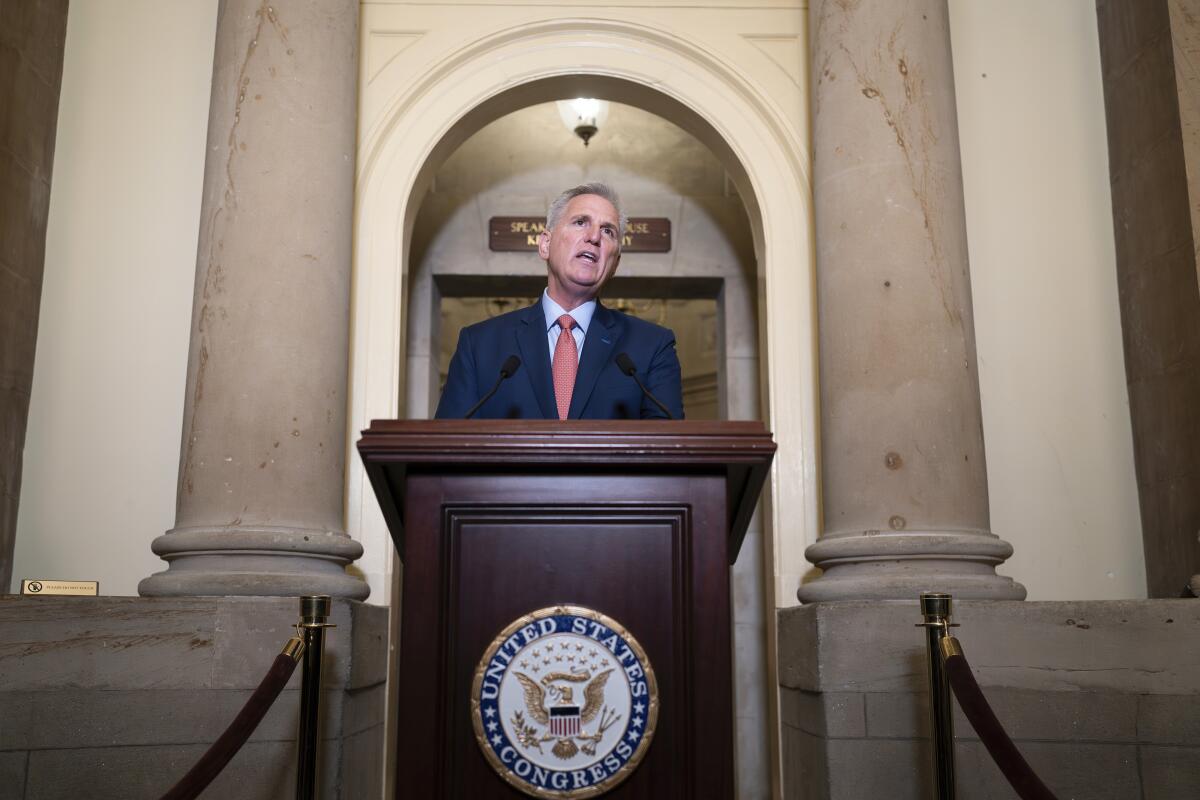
434,301,684,420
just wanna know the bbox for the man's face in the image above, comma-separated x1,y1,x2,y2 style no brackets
539,193,622,309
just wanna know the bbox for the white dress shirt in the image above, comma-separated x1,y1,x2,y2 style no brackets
541,289,594,363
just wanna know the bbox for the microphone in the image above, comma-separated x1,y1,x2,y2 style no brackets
615,353,676,420
463,355,521,419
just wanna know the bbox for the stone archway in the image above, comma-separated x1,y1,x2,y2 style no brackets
350,16,816,627
348,18,817,795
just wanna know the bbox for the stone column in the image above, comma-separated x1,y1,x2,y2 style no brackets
140,0,366,599
1095,0,1200,598
798,0,1023,602
0,0,69,591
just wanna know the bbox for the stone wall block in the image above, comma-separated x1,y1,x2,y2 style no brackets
1139,744,1200,797
342,682,386,740
348,601,389,689
781,725,829,800
824,738,929,800
842,688,1142,744
23,741,300,800
211,597,356,690
780,600,1200,695
958,741,1140,800
0,597,218,691
1137,694,1200,744
781,690,865,739
339,725,385,799
777,604,821,689
963,689,1137,743
864,691,928,739
0,751,26,796
0,689,305,751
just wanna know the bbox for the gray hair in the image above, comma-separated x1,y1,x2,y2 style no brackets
545,182,627,240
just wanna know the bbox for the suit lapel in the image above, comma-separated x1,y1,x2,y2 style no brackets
569,301,622,419
516,302,557,419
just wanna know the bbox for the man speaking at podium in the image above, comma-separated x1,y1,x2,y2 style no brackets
435,182,684,420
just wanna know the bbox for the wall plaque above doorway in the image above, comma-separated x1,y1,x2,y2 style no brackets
489,217,671,252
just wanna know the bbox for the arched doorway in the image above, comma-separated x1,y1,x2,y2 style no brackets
406,100,754,422
349,18,816,796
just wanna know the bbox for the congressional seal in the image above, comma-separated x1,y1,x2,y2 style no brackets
471,605,659,798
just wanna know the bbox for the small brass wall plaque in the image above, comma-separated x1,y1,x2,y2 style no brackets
21,579,99,596
489,217,671,252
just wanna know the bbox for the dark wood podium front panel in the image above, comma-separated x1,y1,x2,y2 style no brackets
395,472,731,799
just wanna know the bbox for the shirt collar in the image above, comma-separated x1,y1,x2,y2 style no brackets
541,289,596,333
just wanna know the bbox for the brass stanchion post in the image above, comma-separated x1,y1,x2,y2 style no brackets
918,592,958,800
296,595,334,800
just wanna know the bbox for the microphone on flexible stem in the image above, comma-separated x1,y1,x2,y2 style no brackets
615,353,675,420
463,355,521,419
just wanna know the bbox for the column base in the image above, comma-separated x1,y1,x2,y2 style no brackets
796,529,1026,603
139,525,369,599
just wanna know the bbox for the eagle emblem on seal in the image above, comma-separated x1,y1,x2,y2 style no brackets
512,667,619,759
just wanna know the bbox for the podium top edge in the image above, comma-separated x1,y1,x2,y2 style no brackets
356,419,777,460
361,419,770,434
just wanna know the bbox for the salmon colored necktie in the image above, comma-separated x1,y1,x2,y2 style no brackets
552,314,577,419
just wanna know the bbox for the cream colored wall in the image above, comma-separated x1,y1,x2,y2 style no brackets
11,1,216,596
949,0,1146,600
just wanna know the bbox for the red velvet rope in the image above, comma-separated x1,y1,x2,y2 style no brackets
943,652,1059,800
158,652,300,800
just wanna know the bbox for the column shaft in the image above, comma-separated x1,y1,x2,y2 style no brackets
141,0,366,599
799,0,1023,602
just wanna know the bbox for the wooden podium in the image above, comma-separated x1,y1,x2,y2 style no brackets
358,420,775,798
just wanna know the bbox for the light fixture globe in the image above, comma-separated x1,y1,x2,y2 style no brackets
556,98,610,146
